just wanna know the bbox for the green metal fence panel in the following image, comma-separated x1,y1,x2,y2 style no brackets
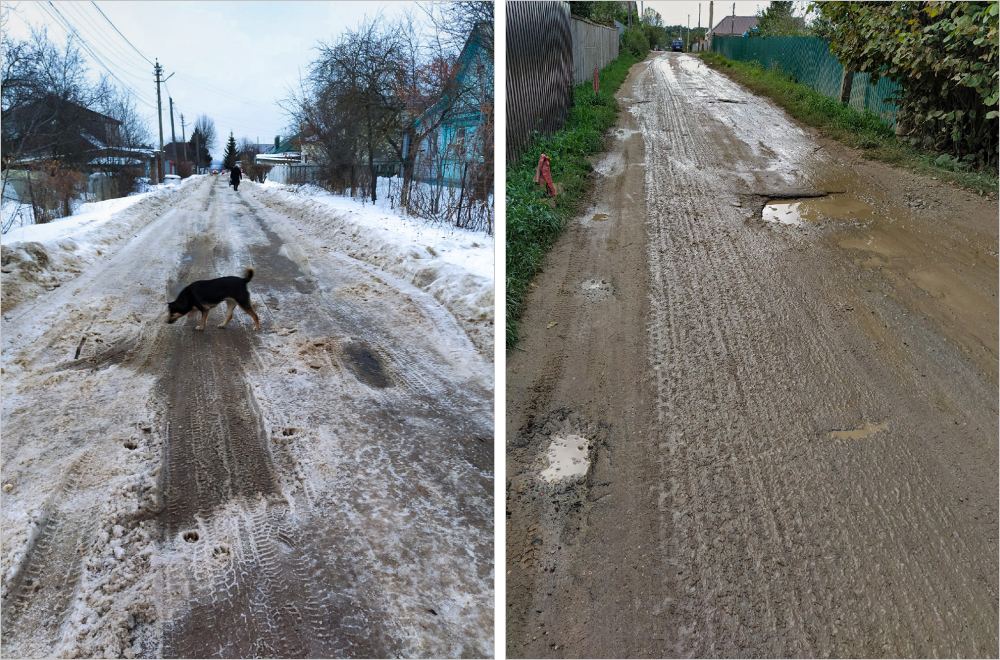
850,71,901,125
712,36,899,127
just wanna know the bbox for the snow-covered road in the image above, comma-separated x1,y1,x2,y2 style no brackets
1,175,494,658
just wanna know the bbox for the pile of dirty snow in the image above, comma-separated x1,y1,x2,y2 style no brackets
1,177,204,315
247,180,494,359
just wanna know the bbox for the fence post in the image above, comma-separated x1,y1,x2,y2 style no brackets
839,70,854,104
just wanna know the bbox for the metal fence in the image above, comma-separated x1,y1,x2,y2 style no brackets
570,16,619,84
265,163,325,186
711,36,900,126
506,1,573,163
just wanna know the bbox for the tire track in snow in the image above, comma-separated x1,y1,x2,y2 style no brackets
1,453,99,657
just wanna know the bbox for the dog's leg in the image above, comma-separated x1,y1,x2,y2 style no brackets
219,300,237,328
241,304,260,330
196,308,209,331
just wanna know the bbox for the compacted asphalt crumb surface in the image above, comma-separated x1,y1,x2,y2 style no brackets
507,52,998,658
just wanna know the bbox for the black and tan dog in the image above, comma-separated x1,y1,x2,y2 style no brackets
167,267,260,330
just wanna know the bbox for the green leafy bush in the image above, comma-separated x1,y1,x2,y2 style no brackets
622,27,649,58
815,1,999,170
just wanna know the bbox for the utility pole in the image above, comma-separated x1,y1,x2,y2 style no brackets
169,97,177,176
194,132,200,174
687,14,690,51
154,60,164,184
708,1,714,49
732,2,736,36
180,113,188,176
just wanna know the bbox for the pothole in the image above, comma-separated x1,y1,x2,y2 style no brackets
580,278,613,301
123,439,138,450
591,213,609,222
343,342,391,389
763,194,877,226
829,421,887,440
182,531,199,543
540,434,591,484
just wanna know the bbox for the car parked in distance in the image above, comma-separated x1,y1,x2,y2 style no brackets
672,39,684,51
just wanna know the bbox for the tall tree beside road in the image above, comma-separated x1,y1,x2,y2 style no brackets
815,1,999,170
187,128,211,171
194,113,217,161
222,132,237,170
285,6,493,225
316,15,406,203
751,1,804,37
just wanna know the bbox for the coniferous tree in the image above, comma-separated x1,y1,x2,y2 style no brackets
222,132,237,170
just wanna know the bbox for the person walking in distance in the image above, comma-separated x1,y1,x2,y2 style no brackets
230,164,242,191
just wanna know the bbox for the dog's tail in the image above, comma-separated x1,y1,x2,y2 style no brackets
243,267,255,283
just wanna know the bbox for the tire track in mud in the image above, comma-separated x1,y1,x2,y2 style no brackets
1,453,99,657
639,54,996,657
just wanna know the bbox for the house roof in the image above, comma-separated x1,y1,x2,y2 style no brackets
712,16,758,36
415,21,493,129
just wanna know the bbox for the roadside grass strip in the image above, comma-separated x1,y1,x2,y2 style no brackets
699,52,999,195
506,52,642,350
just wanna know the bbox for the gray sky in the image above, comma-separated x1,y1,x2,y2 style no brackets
5,1,419,157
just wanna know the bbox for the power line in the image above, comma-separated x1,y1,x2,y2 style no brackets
65,1,151,78
39,2,158,109
59,1,152,83
90,0,154,65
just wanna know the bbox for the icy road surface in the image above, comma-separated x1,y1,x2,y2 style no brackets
1,175,493,658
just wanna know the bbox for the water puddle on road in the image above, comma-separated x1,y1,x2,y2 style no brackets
829,421,887,440
540,434,590,483
591,213,609,222
343,342,392,389
763,194,876,226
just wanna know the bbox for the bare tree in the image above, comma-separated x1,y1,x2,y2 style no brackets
421,1,494,56
194,113,217,159
2,22,115,227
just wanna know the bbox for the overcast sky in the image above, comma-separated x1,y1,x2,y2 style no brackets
5,1,419,158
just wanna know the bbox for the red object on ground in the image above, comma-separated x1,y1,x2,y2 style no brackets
534,153,556,197
594,66,599,94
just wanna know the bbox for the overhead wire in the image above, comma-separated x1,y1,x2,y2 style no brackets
63,1,152,79
90,0,154,66
39,2,158,109
37,2,288,148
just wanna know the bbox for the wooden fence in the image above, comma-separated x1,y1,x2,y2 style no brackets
506,1,573,163
570,16,620,84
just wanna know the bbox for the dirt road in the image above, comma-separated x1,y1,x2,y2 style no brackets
507,52,998,658
1,175,493,658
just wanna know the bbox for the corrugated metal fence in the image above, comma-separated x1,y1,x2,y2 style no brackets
506,1,573,163
570,16,619,84
711,36,900,126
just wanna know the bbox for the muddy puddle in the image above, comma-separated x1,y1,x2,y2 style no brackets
591,213,609,222
540,434,590,483
830,421,887,440
763,194,875,226
342,341,392,388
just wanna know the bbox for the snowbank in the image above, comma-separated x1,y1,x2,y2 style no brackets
1,176,205,315
249,180,495,359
